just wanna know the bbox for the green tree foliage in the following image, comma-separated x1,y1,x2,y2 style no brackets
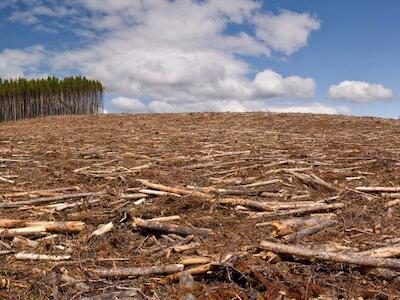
0,76,104,122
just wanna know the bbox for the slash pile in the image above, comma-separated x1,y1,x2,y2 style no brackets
0,112,400,299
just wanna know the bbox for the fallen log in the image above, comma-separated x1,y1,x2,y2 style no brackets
136,179,208,198
138,188,181,197
250,203,344,218
385,199,400,208
119,193,148,199
0,192,104,208
90,222,114,237
282,220,338,243
93,263,184,278
2,186,79,198
356,187,400,193
81,290,145,300
0,220,85,233
359,244,400,258
259,241,400,269
0,226,47,238
15,253,71,261
382,193,400,199
288,172,339,192
256,214,336,236
133,218,213,237
241,179,282,188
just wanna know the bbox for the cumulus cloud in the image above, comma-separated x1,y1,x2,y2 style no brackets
254,10,320,55
109,98,348,115
2,0,323,113
328,80,394,102
110,97,147,113
0,45,46,78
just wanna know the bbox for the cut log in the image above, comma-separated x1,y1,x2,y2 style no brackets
2,186,79,198
241,179,282,188
0,219,85,233
120,193,148,199
138,188,181,197
90,222,114,237
250,203,344,218
180,256,212,266
359,244,400,258
256,214,336,237
356,187,400,193
217,198,316,211
94,263,184,277
282,220,338,243
0,226,47,238
288,171,339,192
133,218,213,237
385,199,400,208
382,193,400,199
0,192,104,208
81,290,145,300
136,179,209,198
164,263,214,282
15,252,71,261
259,240,400,269
147,215,181,222
0,176,15,184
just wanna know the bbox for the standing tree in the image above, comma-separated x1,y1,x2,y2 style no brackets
0,76,104,122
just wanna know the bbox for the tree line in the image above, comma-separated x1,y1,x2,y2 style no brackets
0,76,104,122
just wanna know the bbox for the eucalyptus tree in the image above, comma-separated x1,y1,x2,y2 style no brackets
0,76,104,122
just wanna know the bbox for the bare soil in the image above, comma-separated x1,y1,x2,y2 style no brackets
0,113,400,299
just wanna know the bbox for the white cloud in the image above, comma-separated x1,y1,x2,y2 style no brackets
110,97,147,113
1,1,323,113
109,98,348,115
0,45,46,78
328,80,394,102
254,10,320,55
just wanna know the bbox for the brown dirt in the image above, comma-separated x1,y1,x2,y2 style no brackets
0,112,400,299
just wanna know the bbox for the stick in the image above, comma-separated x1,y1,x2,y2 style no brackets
282,220,338,243
133,218,213,236
15,253,71,261
94,263,184,277
0,220,85,233
259,241,400,269
0,192,104,208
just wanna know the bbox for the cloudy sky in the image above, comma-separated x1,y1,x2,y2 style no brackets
0,0,399,117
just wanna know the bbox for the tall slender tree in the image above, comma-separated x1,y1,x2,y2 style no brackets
0,76,104,122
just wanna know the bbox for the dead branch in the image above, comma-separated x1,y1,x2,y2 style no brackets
259,240,400,269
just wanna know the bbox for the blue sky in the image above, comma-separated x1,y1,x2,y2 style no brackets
0,0,399,117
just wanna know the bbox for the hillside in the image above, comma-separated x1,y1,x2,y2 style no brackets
0,113,400,299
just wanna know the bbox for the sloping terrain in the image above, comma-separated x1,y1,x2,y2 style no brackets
0,113,400,299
